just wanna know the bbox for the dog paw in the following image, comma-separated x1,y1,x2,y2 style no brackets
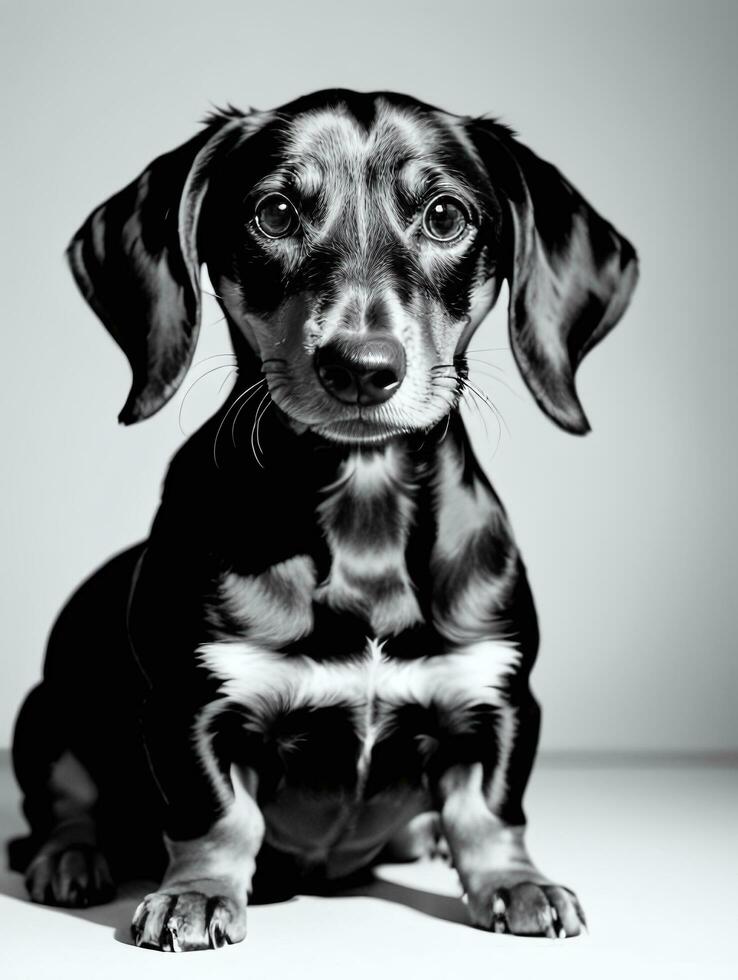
468,881,586,938
131,888,246,951
25,844,115,907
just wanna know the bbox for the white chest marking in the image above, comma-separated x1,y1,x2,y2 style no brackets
198,637,519,730
193,637,520,810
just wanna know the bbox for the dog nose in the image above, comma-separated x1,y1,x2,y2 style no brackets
316,335,406,405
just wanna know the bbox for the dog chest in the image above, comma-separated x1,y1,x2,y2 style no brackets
211,445,425,643
211,439,518,649
197,638,520,799
315,446,424,636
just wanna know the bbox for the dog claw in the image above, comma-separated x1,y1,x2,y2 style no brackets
572,896,588,930
491,890,508,932
470,881,585,937
131,889,246,951
166,918,182,953
540,909,557,939
549,904,567,937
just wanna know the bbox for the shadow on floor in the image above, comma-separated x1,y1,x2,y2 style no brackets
0,866,468,947
339,876,469,926
0,869,154,945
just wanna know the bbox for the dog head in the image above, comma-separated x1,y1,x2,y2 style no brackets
68,89,637,441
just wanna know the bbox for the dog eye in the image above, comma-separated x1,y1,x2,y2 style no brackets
254,193,299,239
421,195,469,243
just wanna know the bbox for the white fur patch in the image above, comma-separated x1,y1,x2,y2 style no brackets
217,555,316,647
198,637,520,737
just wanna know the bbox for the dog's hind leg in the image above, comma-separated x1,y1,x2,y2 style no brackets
11,682,115,907
10,543,151,907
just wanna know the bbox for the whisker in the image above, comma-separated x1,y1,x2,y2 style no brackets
178,362,239,436
463,388,491,443
463,377,499,413
464,357,506,373
250,391,271,468
230,379,267,447
192,352,237,368
464,386,500,455
439,411,452,444
466,367,523,400
213,378,265,469
255,397,272,458
218,369,238,394
464,346,510,354
463,378,510,440
432,375,464,401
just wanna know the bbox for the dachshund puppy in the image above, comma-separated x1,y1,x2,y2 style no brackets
11,89,637,951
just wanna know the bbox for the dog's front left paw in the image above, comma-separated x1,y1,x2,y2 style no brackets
467,880,586,938
132,887,246,951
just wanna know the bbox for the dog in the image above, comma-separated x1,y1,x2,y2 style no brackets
10,89,637,951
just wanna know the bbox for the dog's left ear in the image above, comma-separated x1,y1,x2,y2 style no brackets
67,116,247,424
468,120,639,434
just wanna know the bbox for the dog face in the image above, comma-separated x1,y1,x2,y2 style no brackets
203,95,505,445
68,89,637,440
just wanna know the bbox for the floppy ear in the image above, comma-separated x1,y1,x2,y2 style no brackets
67,116,246,424
469,120,639,434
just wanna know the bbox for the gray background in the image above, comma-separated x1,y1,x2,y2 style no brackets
1,0,736,752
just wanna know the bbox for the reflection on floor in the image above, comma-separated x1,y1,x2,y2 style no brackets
1,753,736,979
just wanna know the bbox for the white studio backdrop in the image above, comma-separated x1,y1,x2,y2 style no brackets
1,0,736,752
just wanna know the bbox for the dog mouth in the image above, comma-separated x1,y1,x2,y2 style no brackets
304,394,458,444
263,361,461,446
310,417,415,445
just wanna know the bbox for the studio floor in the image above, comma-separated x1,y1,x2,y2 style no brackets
0,752,735,980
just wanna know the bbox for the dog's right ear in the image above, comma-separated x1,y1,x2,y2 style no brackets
67,114,251,424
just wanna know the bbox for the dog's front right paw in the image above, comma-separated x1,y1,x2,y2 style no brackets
132,888,246,951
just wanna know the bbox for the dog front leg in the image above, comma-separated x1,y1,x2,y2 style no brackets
436,698,586,938
131,697,264,952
